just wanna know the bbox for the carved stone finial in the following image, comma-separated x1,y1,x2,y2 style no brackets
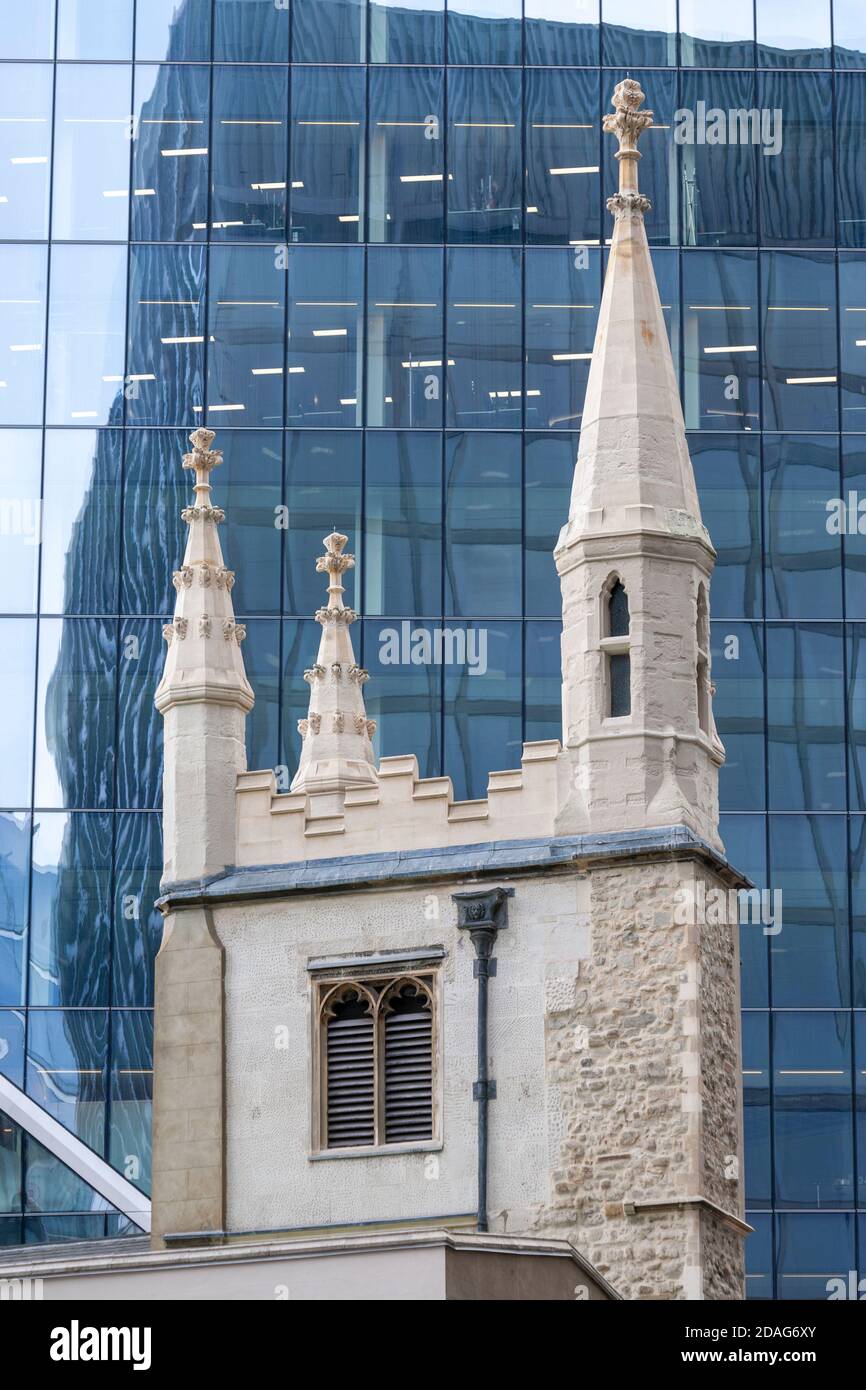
603,79,653,201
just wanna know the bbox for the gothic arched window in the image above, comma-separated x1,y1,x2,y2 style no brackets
604,577,631,718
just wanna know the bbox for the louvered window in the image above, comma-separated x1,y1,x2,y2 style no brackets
317,972,437,1152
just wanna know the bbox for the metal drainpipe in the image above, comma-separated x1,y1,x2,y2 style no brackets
452,887,512,1234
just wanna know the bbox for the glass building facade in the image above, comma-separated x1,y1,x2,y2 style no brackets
0,0,865,1294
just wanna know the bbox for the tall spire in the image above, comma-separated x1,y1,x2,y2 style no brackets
568,79,705,538
291,531,377,796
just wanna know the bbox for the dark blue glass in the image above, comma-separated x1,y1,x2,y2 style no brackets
0,64,52,240
856,1015,866,1203
57,0,132,59
23,1215,108,1242
649,247,680,369
363,619,443,777
135,0,212,61
763,436,842,620
848,815,866,1005
445,432,520,616
0,816,29,1008
239,619,280,773
34,620,117,812
0,0,55,58
286,248,364,426
835,0,866,68
446,248,521,427
46,245,127,430
0,1010,24,1085
52,64,132,241
525,620,561,743
0,432,41,615
207,246,286,425
745,1212,773,1300
839,254,866,420
525,433,576,617
761,253,839,433
526,249,601,429
116,620,164,813
775,1212,855,1300
113,814,162,1008
602,0,676,67
0,623,36,810
109,1010,153,1200
24,1132,113,1214
212,66,288,242
26,1007,108,1149
0,246,47,427
757,74,833,248
447,1,521,65
284,432,362,616
366,247,444,429
841,441,866,615
773,1012,854,1210
680,0,754,67
766,627,846,812
0,1116,22,1214
742,1012,771,1208
40,432,121,617
768,814,849,1007
370,1,445,63
526,70,601,248
126,245,206,427
29,814,112,1007
603,70,677,247
280,618,318,782
720,813,769,1007
294,0,366,61
444,621,522,800
447,68,521,246
836,79,866,249
711,623,765,811
691,436,762,618
525,0,600,66
132,65,210,243
678,75,757,248
364,433,442,615
683,252,759,427
214,0,289,63
756,0,831,68
290,67,365,244
368,67,445,245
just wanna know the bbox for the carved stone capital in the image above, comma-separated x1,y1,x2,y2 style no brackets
330,662,343,682
332,712,345,734
602,79,653,161
607,192,652,216
199,614,212,639
315,606,357,626
182,504,225,526
162,617,188,644
182,427,223,475
172,566,193,591
348,665,369,685
303,664,325,684
222,619,246,643
216,566,235,590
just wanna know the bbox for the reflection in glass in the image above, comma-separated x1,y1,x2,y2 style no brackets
0,623,36,809
679,0,754,66
603,70,676,247
773,1013,853,1209
602,0,676,67
763,436,841,620
285,433,362,616
366,248,444,429
444,622,522,800
132,64,209,243
287,249,364,427
29,814,112,1007
761,252,838,432
369,67,444,244
448,0,521,66
290,67,365,244
525,621,561,743
525,0,600,67
758,73,833,248
0,1008,24,1085
769,816,849,1007
365,433,442,615
26,1006,108,1148
838,79,866,250
214,0,289,62
447,67,521,245
526,249,600,430
720,812,768,1006
116,620,164,814
775,1213,854,1300
57,0,132,58
126,244,206,426
756,0,831,68
0,64,52,241
690,435,761,618
113,814,163,1008
0,816,29,1008
766,628,846,813
445,432,520,616
47,245,127,428
447,248,521,427
212,65,288,242
364,620,442,776
52,64,132,241
847,629,866,815
679,72,757,247
134,0,212,61
0,0,55,58
525,433,574,616
370,0,445,64
683,252,759,428
0,432,41,613
835,0,866,68
40,431,121,616
207,246,286,426
293,0,366,62
843,441,866,617
34,619,117,811
109,1011,153,1198
0,245,47,427
525,69,600,247
742,1012,771,1208
710,623,765,811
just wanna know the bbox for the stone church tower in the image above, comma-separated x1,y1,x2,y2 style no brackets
150,82,748,1300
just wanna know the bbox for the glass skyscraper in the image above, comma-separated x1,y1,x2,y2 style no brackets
0,0,865,1297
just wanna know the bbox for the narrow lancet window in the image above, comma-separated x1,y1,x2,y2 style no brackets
606,579,631,718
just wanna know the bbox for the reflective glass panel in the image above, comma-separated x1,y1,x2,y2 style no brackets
26,1006,108,1147
0,64,52,241
742,1012,771,1208
525,620,561,743
690,435,762,618
212,66,288,242
525,70,601,248
287,249,364,427
0,815,29,1007
525,432,576,617
765,626,846,812
284,433,362,615
113,813,163,1008
842,439,866,616
290,67,365,244
768,814,849,1006
446,248,521,427
0,621,35,808
525,0,600,66
602,0,676,66
679,0,754,66
34,620,117,811
773,1012,853,1209
603,70,676,247
370,1,445,63
0,431,42,613
444,621,522,799
835,0,866,68
710,622,765,811
366,248,444,429
756,0,831,68
57,0,132,58
683,252,759,428
214,0,289,62
52,64,132,241
444,431,520,616
526,249,600,430
132,65,209,243
720,813,769,1006
364,433,442,616
40,431,121,616
0,1009,24,1085
0,0,55,58
447,0,521,65
678,72,758,248
763,436,842,620
847,630,866,816
447,68,521,246
761,253,838,433
116,620,163,813
134,0,212,61
368,67,445,245
29,814,112,1007
757,74,833,248
293,0,367,61
126,244,206,427
109,1010,153,1199
364,619,442,776
46,244,127,428
0,245,47,427
836,78,866,250
207,245,286,426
